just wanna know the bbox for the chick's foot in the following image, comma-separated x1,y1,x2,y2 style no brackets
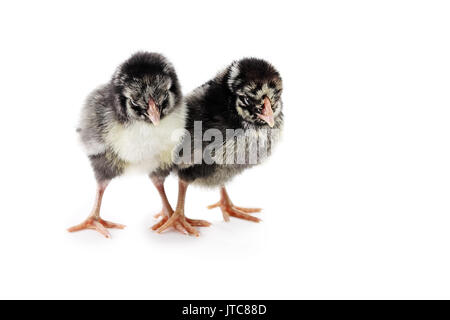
154,210,210,237
68,217,125,239
151,209,171,230
208,187,261,223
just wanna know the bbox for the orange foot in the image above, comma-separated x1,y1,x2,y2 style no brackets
68,217,125,238
153,211,210,237
208,188,261,222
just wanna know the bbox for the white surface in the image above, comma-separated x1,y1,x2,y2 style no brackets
0,0,449,299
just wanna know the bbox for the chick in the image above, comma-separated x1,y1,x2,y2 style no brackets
69,52,191,238
153,58,283,236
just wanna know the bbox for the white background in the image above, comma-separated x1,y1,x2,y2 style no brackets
0,0,449,299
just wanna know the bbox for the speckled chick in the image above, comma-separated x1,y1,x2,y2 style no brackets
69,52,187,238
153,58,283,236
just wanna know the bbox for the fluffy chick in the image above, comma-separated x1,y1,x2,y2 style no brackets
69,52,191,238
153,58,283,236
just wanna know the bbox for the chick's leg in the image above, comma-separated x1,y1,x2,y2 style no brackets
150,175,174,224
68,181,125,238
155,179,210,236
150,176,180,232
207,186,261,222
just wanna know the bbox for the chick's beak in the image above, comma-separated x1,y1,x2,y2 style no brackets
147,97,160,126
257,97,275,127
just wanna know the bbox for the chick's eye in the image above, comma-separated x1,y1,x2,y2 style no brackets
240,96,250,106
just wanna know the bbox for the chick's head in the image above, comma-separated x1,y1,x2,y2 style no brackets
112,52,182,125
227,58,283,128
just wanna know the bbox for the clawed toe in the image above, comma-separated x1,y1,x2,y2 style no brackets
233,206,261,213
225,206,261,222
186,218,212,227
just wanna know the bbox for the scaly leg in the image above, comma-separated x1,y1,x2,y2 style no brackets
155,179,210,236
68,181,125,238
150,175,175,228
207,186,261,222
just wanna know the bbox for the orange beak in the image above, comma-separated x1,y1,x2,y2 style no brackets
257,97,275,127
147,97,160,126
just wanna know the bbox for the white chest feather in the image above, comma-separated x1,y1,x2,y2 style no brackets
105,107,186,172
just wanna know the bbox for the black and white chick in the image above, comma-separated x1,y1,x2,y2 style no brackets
153,58,283,236
68,52,208,238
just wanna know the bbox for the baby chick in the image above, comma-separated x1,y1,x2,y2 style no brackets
153,58,283,236
69,52,190,238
